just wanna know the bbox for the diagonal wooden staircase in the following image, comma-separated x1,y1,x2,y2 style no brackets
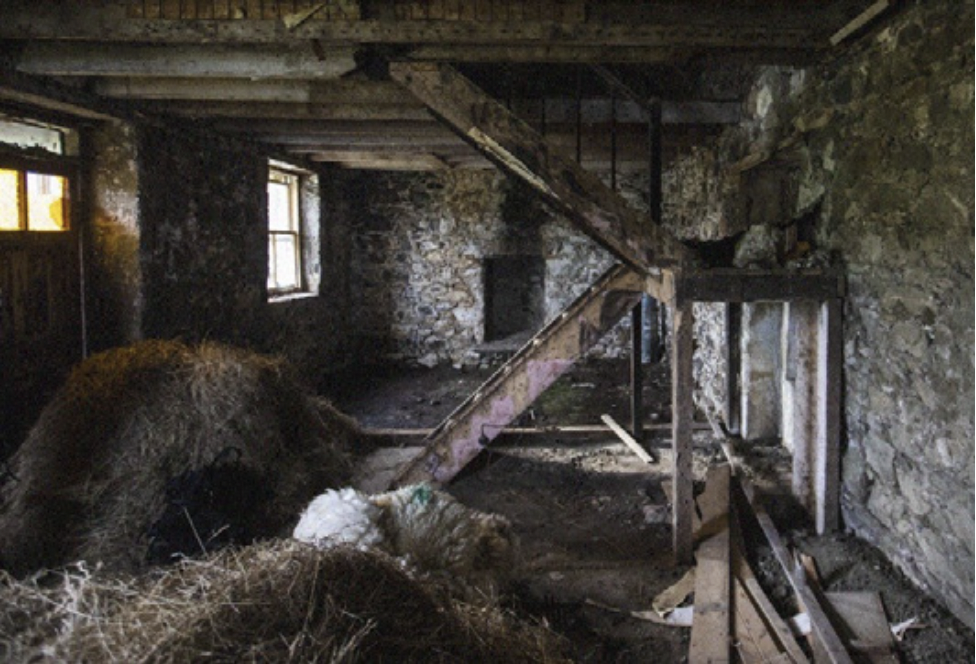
391,263,644,487
388,62,696,487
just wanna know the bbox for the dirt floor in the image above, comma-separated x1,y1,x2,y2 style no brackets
332,358,974,664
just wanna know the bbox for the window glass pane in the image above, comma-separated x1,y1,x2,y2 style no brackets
271,235,299,290
0,119,63,154
268,180,293,231
0,169,21,230
26,172,67,231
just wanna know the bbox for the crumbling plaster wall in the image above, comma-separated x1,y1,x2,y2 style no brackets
681,0,974,625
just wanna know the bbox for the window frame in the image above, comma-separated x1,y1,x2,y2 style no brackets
0,155,74,235
267,165,304,297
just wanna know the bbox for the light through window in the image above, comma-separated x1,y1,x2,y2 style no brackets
267,168,301,293
0,168,68,232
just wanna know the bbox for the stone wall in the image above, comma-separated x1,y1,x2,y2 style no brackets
683,0,974,625
137,126,269,348
804,1,973,626
345,169,629,367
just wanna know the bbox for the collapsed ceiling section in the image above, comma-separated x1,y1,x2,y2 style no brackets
0,0,888,170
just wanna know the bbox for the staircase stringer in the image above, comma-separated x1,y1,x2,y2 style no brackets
390,263,644,487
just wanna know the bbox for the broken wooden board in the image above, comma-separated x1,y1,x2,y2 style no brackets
389,264,644,487
389,61,698,272
600,414,655,464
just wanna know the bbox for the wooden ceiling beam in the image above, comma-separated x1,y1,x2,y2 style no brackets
94,78,417,104
307,152,450,171
1,4,824,51
160,98,738,126
16,42,357,80
151,100,433,121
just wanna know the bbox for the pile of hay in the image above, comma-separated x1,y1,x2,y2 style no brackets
0,339,362,575
0,539,569,663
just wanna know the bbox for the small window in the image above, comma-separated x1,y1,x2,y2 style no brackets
0,168,68,232
267,168,302,293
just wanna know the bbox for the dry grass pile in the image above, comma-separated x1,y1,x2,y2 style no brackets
0,539,570,663
0,339,362,575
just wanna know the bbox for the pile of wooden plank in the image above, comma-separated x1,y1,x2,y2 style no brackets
679,464,900,663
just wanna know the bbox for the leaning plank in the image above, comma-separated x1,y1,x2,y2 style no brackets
824,592,899,664
389,264,643,487
730,523,807,663
733,579,793,664
696,464,731,536
735,479,853,664
689,531,731,662
389,61,698,272
600,414,655,463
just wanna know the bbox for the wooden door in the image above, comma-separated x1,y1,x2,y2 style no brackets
0,167,83,458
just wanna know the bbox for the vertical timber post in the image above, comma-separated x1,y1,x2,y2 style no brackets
631,300,644,443
815,298,842,533
672,300,695,564
725,302,741,434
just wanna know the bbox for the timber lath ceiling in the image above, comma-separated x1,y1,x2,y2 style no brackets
0,0,893,170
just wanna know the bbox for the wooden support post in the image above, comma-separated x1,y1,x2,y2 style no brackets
725,302,741,435
631,300,644,442
672,301,695,564
815,298,842,533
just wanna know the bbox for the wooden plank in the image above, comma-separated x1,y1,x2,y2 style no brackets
672,301,695,564
730,509,808,663
696,464,731,541
830,0,891,45
824,592,899,664
390,62,696,272
815,298,842,533
689,529,731,662
733,579,791,664
600,414,654,464
736,479,853,664
390,264,644,487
